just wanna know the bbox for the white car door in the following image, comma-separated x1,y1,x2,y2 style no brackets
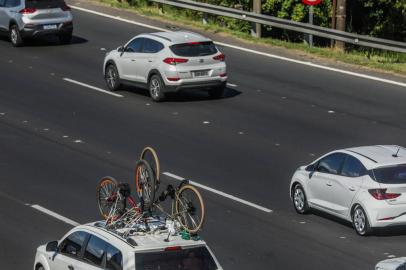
0,0,8,30
50,231,88,270
308,153,346,212
329,155,366,217
117,38,144,81
133,38,163,84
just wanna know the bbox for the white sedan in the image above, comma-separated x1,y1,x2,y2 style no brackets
290,145,406,236
376,257,406,270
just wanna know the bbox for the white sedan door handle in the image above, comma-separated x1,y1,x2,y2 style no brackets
349,186,356,191
326,182,332,187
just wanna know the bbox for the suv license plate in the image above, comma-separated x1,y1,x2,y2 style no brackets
43,24,57,30
193,70,209,77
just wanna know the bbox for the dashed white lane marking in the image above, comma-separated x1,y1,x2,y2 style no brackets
30,204,80,226
387,255,396,258
227,83,238,87
70,6,406,89
63,135,69,138
63,78,124,98
163,172,273,213
0,112,5,116
74,139,84,143
43,128,49,131
328,110,335,114
238,131,244,135
203,121,210,124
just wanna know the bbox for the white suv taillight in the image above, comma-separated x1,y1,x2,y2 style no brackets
213,53,225,61
163,58,188,65
19,8,37,14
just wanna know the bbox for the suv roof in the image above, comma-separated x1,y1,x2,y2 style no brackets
343,145,406,169
80,222,207,252
147,31,211,44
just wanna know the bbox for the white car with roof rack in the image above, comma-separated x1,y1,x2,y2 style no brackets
33,220,222,270
290,145,406,236
103,31,227,102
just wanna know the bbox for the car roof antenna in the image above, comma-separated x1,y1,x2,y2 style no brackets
392,147,401,158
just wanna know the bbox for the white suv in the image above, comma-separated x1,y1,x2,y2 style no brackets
33,221,223,270
290,145,406,236
103,31,227,102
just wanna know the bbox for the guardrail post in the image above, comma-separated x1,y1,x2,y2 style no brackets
158,3,164,14
251,0,262,38
202,12,208,25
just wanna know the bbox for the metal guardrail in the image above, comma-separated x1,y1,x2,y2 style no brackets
150,0,406,53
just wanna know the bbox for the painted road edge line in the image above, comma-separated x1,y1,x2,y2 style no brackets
63,78,124,98
30,204,80,226
163,172,273,213
70,5,406,89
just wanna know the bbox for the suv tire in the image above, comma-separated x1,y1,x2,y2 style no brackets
209,84,225,99
149,74,166,102
105,64,121,91
10,25,23,47
59,32,72,45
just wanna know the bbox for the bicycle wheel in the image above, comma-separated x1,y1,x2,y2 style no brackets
135,159,156,211
175,184,205,234
97,176,124,220
140,146,160,185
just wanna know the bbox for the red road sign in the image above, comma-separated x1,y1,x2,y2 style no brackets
302,0,321,5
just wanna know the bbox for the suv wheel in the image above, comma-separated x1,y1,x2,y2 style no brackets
149,74,166,102
293,184,310,214
208,84,225,99
59,31,72,45
105,64,121,91
10,25,23,47
352,205,372,236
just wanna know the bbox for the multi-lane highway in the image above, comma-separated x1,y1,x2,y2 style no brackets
1,2,406,269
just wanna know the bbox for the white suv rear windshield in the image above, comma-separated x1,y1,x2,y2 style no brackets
170,42,217,57
25,0,66,9
135,246,218,270
372,164,406,184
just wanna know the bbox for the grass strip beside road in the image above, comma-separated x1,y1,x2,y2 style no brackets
93,0,406,76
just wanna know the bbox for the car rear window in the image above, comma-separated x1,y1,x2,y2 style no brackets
25,0,66,9
372,164,406,184
170,41,217,57
135,246,218,270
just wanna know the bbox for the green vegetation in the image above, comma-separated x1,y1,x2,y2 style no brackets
96,0,406,75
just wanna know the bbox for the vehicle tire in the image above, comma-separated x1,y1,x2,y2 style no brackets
135,159,156,211
97,176,124,220
352,205,372,236
105,64,121,91
10,25,23,47
175,184,205,234
140,146,160,187
292,184,310,214
59,31,72,45
37,266,45,270
149,74,166,102
208,84,225,99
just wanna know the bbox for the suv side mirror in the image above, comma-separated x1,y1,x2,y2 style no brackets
46,241,58,252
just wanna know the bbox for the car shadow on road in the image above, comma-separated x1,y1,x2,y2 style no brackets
0,35,87,47
311,209,406,237
125,86,241,102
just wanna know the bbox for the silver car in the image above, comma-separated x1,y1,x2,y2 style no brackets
0,0,73,46
103,31,227,102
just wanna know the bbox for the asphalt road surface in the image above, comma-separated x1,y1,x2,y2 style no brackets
1,5,406,270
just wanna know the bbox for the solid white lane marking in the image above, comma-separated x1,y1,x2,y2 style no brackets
70,5,406,89
163,172,273,213
71,5,167,31
30,204,80,226
227,83,238,87
63,78,124,98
